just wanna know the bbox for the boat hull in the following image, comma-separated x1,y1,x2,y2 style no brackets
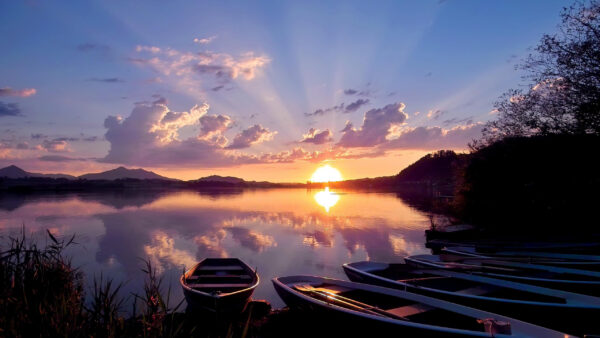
343,264,600,336
183,286,254,313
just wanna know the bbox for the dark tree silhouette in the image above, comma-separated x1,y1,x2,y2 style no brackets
479,1,600,146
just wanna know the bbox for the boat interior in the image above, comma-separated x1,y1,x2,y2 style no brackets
370,265,566,304
292,282,490,332
185,258,257,293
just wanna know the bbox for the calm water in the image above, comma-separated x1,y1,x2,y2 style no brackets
0,188,431,308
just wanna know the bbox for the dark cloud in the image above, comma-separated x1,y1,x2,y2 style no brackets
0,102,22,117
31,133,46,139
338,102,408,147
82,136,99,142
226,124,275,149
306,98,369,117
41,139,69,152
442,116,474,126
344,99,369,113
88,77,125,83
344,89,358,95
38,155,86,162
300,128,333,145
212,85,225,92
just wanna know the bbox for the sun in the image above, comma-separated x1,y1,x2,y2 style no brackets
310,165,343,183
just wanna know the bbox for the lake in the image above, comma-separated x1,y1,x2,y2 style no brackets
0,188,432,309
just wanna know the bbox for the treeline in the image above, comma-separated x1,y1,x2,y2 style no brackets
0,177,304,193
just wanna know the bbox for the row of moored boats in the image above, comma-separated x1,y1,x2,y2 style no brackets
181,245,600,337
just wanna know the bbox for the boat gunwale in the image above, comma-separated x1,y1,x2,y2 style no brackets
405,255,600,284
343,262,600,309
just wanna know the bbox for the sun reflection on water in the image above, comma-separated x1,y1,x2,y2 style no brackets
314,187,340,212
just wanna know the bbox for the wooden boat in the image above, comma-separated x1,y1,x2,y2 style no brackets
442,246,600,270
405,254,600,296
425,224,478,241
180,258,259,313
343,261,600,336
427,239,600,254
272,275,574,337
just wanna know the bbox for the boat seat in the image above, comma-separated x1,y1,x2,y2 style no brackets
397,276,447,283
197,266,245,271
456,286,490,296
187,283,252,288
386,303,434,318
187,274,251,280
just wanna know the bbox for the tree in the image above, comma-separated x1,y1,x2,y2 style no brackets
479,1,600,145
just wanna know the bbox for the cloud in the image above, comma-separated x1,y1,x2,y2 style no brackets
306,99,370,117
99,100,278,167
227,227,276,252
337,102,408,147
211,85,225,91
199,114,233,146
131,46,270,88
0,87,36,97
427,109,445,120
41,139,69,153
344,89,358,95
226,124,276,149
344,99,369,113
38,155,87,162
0,102,21,117
88,77,124,83
193,36,216,44
382,123,484,150
305,103,344,117
300,128,333,145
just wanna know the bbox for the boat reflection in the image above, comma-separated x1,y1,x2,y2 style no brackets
314,187,340,212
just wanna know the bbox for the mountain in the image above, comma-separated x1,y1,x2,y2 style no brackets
194,175,245,184
79,166,175,181
0,165,76,180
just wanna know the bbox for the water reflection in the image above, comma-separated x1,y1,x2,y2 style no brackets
0,189,431,308
313,187,340,212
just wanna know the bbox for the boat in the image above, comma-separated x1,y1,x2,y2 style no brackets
180,258,259,313
425,224,478,241
442,246,600,270
343,261,600,336
405,254,600,296
272,275,574,337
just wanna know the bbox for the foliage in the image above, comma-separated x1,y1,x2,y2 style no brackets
480,1,600,145
455,134,600,233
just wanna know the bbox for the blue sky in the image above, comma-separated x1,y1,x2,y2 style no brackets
0,0,571,180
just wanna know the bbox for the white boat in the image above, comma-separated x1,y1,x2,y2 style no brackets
272,275,574,337
405,254,600,296
343,261,600,336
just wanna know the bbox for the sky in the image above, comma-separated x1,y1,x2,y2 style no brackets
0,0,571,181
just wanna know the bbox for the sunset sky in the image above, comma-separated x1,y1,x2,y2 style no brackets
0,0,570,181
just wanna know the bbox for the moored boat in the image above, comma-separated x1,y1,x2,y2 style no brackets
180,258,259,313
442,246,600,270
272,275,574,337
405,254,600,296
343,261,600,336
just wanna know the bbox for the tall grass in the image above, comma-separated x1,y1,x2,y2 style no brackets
0,229,271,337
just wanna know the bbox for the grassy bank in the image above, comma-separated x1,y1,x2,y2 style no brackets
0,229,305,338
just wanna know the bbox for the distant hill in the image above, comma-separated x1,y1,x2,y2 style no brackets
79,167,176,181
194,175,245,184
0,165,76,180
396,150,468,183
